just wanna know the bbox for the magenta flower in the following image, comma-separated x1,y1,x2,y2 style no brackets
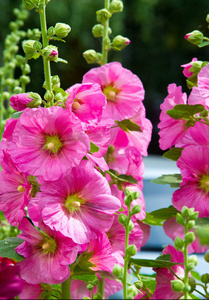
16,218,78,284
0,257,23,299
172,145,209,217
158,83,188,150
153,245,184,299
65,83,106,130
0,150,32,226
10,106,90,181
82,62,145,121
32,160,121,244
181,57,197,78
10,93,34,111
19,281,52,299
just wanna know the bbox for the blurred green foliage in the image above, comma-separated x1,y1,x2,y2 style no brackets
0,0,209,153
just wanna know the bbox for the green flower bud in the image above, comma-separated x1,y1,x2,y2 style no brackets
181,206,190,218
17,20,24,27
112,35,130,51
13,87,23,94
54,93,63,102
126,244,137,256
33,41,42,52
204,252,209,263
110,0,124,13
124,194,134,206
3,92,10,100
187,220,195,229
185,30,204,45
118,213,128,226
20,75,30,84
206,14,209,23
176,213,185,226
22,63,31,74
92,24,104,38
48,26,55,37
96,9,112,23
44,90,54,102
9,45,19,54
128,220,134,233
127,285,138,299
183,283,191,293
87,283,94,290
174,236,184,250
26,92,42,108
83,50,102,64
187,262,196,271
201,273,209,284
134,280,143,290
131,204,141,215
188,255,198,267
9,21,17,31
23,0,40,10
112,264,124,278
189,211,199,220
51,75,60,86
55,23,71,38
185,232,195,245
171,279,184,292
42,46,58,61
188,277,196,293
22,40,37,56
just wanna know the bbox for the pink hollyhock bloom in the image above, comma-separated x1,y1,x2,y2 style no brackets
110,104,152,156
16,218,78,284
153,245,184,299
163,217,209,253
65,83,106,130
86,154,109,171
82,62,145,121
10,106,90,181
181,58,197,78
158,83,188,150
188,64,209,109
32,160,121,244
0,150,32,226
0,257,23,299
79,233,117,272
10,93,35,111
0,119,18,163
19,282,52,299
172,145,209,217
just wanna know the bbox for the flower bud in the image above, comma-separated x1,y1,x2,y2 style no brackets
189,211,199,220
127,285,138,299
187,262,196,271
183,283,191,293
204,252,209,263
187,220,195,229
131,205,141,215
174,236,184,250
22,63,31,74
206,14,209,23
51,75,60,86
54,93,63,102
42,46,58,61
171,279,184,292
22,40,37,56
22,0,39,10
33,41,42,52
13,87,23,94
181,206,190,218
48,26,55,37
126,244,137,257
44,90,54,102
112,264,124,278
134,280,143,290
128,220,134,233
185,232,195,245
55,23,71,38
83,50,102,64
26,92,42,108
201,273,209,284
188,255,198,267
184,30,204,45
87,283,94,290
20,75,30,85
92,24,104,38
110,0,124,13
96,9,112,23
188,277,196,293
118,213,128,226
124,194,134,206
10,92,40,111
112,35,130,51
176,213,185,226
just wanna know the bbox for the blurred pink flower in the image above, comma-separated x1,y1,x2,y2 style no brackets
181,58,197,78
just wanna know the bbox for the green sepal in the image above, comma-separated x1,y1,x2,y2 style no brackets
54,58,68,64
197,41,209,48
50,36,66,43
115,119,142,132
0,237,24,262
151,174,182,188
163,147,183,161
11,111,23,119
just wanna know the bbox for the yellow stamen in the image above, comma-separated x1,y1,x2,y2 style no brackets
65,194,85,214
44,135,62,154
72,101,80,110
46,142,55,150
102,84,119,102
199,174,209,192
107,91,116,101
17,185,26,193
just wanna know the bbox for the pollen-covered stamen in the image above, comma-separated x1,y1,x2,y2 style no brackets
72,101,80,110
17,185,26,193
199,174,209,192
65,193,85,214
41,236,57,254
46,142,55,150
44,135,62,154
102,84,119,102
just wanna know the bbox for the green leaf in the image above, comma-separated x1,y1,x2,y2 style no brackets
143,206,179,226
54,57,68,64
189,293,201,299
156,254,171,261
190,270,201,282
163,147,183,161
142,212,164,226
72,274,98,282
195,217,209,227
54,87,68,96
90,142,99,153
118,174,137,185
130,257,181,268
197,41,209,48
140,275,156,293
11,111,23,119
0,237,24,261
0,211,5,221
151,174,182,188
166,104,205,120
115,119,142,132
195,225,209,245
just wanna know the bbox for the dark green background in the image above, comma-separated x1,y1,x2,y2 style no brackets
1,0,209,154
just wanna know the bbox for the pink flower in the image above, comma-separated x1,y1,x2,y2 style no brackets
10,106,90,181
82,62,145,121
16,218,78,284
163,217,209,253
19,281,51,299
0,150,32,226
32,160,121,244
0,257,23,299
181,58,197,78
172,145,209,217
153,245,184,299
9,93,34,111
65,83,106,130
158,84,188,150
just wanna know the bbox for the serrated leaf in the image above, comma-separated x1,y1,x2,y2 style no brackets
90,142,99,153
115,119,142,132
151,174,182,188
163,147,183,161
11,111,23,119
166,104,205,120
0,237,24,261
130,257,181,268
198,41,209,48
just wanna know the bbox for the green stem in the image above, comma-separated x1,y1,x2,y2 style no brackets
0,74,5,139
97,277,105,299
183,221,189,299
61,275,71,299
123,206,131,299
101,0,110,65
39,0,53,103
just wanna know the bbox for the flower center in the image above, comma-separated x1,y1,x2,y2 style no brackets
102,84,119,102
65,193,85,214
199,174,209,192
72,98,83,110
17,185,26,192
41,236,57,255
44,135,62,154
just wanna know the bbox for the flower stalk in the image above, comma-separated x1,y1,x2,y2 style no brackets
101,0,110,65
61,274,71,299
